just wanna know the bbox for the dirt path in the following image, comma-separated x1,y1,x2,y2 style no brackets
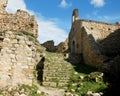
33,79,65,96
38,86,65,96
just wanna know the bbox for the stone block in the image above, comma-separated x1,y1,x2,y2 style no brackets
6,49,13,54
11,39,17,44
50,82,57,87
0,31,38,88
3,38,10,43
43,82,50,86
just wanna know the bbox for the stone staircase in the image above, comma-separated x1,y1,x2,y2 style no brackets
42,52,73,88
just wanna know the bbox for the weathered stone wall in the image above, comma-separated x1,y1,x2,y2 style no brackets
81,20,120,41
82,27,103,67
41,39,69,53
81,20,120,67
0,0,8,14
0,10,38,37
0,0,38,37
69,15,120,67
41,40,56,52
68,20,82,53
0,31,37,87
56,39,68,52
99,29,120,56
69,19,120,53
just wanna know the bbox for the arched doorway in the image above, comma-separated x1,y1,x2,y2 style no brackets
71,40,76,53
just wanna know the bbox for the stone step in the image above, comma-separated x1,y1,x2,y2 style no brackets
42,52,73,87
43,81,69,87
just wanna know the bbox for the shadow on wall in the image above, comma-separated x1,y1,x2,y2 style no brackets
36,56,45,85
98,28,120,96
99,28,120,57
88,34,101,55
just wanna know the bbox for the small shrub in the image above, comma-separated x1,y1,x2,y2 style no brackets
28,35,35,41
0,89,3,94
67,64,108,96
19,84,43,96
15,32,24,36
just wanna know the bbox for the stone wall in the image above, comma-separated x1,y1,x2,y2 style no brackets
0,0,8,14
82,27,103,67
41,39,69,53
0,0,38,37
0,31,37,87
56,39,68,52
69,16,120,67
0,10,38,37
68,20,82,53
0,1,40,88
41,40,56,52
99,29,120,56
81,20,120,41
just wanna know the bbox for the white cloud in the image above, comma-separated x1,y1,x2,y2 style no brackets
98,15,120,22
59,0,72,8
6,0,34,15
90,0,105,7
6,0,26,13
85,13,120,23
37,16,68,45
6,0,68,45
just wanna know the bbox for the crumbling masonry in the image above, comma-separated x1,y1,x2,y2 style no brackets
0,0,39,88
69,9,120,67
0,0,38,37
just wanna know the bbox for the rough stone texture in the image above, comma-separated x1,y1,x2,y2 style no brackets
0,1,38,37
0,31,37,88
0,0,8,14
82,27,103,67
41,39,69,53
42,52,73,87
69,9,120,67
0,1,40,88
41,40,56,52
0,10,38,37
99,29,120,56
56,39,68,52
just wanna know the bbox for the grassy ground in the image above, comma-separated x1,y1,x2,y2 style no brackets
67,63,108,96
0,50,109,96
38,52,109,96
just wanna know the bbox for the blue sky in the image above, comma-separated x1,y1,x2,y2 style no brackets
6,0,120,45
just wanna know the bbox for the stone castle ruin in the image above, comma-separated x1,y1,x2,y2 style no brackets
0,0,39,88
0,0,120,93
0,0,38,37
69,9,120,67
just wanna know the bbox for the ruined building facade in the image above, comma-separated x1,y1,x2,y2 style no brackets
69,9,120,67
0,0,39,88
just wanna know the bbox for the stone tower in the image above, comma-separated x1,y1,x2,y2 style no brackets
0,0,8,14
72,9,79,23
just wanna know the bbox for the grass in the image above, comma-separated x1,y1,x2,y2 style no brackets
0,89,3,94
14,31,39,45
19,84,44,96
0,84,44,96
67,63,108,96
39,52,108,95
15,31,35,38
15,31,35,41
